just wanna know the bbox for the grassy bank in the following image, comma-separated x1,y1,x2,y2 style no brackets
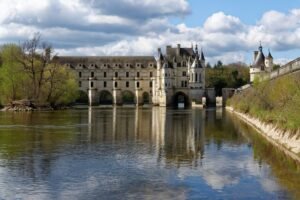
228,72,300,134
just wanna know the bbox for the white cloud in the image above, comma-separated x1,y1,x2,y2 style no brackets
204,12,245,34
0,1,300,65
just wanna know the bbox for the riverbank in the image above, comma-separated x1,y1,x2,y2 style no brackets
226,106,300,163
0,100,70,112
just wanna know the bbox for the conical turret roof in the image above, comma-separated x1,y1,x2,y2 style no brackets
253,45,265,69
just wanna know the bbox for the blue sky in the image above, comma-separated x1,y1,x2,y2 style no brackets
0,0,300,65
182,0,300,25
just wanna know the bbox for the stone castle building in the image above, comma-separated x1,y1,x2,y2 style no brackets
250,44,274,82
56,44,206,107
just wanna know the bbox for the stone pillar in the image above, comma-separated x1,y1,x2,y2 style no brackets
113,89,122,105
135,89,144,106
113,89,117,105
88,77,97,106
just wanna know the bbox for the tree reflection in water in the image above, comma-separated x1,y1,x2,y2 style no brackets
0,108,298,199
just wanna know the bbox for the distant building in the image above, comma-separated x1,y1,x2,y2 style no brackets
56,44,206,107
250,44,274,82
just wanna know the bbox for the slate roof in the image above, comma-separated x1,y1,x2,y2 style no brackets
253,45,265,69
54,56,156,68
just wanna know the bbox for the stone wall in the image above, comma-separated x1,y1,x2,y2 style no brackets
227,107,300,162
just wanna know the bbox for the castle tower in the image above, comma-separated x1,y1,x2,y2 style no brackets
189,45,205,89
153,48,170,106
250,44,266,82
265,49,273,72
200,48,206,88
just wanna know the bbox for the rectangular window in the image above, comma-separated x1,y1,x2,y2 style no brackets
182,71,186,76
79,81,81,87
185,81,188,87
150,72,153,77
126,72,129,77
136,82,140,88
104,81,107,88
79,72,82,78
150,81,152,88
126,81,129,88
91,72,94,77
104,72,107,77
115,72,118,78
137,72,140,77
115,82,118,88
90,82,94,88
195,73,198,82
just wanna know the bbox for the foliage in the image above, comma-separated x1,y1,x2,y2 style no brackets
206,62,250,96
273,64,281,71
228,72,300,132
0,34,78,107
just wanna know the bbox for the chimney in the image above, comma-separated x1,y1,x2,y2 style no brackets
254,51,258,61
177,44,181,56
166,45,171,55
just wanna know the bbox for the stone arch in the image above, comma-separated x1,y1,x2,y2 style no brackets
172,92,190,108
143,92,150,104
99,90,113,105
75,90,88,104
122,90,135,105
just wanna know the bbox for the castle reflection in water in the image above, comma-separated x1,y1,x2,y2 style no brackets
84,108,214,167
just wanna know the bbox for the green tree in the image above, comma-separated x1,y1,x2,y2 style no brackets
0,34,78,107
0,44,29,104
206,62,212,68
273,64,280,71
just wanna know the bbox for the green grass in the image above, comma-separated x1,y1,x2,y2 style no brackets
228,73,300,134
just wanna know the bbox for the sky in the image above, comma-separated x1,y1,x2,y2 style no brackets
0,0,300,65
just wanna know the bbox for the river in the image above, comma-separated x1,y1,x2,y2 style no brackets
0,108,299,199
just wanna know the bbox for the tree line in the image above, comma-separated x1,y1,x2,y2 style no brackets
0,34,78,107
205,61,250,96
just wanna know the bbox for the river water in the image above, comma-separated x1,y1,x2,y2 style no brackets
0,108,299,199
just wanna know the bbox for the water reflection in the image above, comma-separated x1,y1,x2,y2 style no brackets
0,108,298,199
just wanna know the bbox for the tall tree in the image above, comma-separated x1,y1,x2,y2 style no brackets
0,34,78,107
